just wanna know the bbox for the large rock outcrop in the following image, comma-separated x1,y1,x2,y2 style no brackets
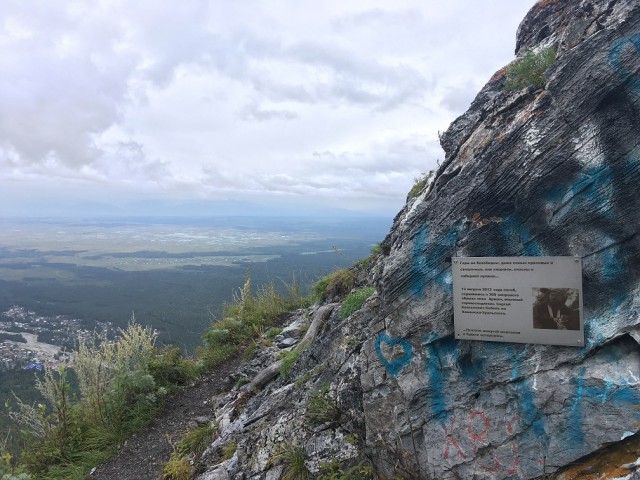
190,1,640,479
365,0,640,478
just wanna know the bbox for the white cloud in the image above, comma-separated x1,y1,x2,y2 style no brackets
0,0,535,216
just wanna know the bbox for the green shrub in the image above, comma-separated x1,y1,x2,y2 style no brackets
407,171,434,201
353,243,384,270
278,349,302,380
1,446,32,479
198,274,308,368
270,444,311,480
313,269,355,302
103,370,162,431
339,287,375,319
503,47,556,91
162,451,193,480
305,384,338,425
318,459,374,480
9,320,180,478
219,441,237,461
161,424,216,480
265,327,283,339
147,346,199,392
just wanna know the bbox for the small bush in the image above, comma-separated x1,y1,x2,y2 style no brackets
147,346,199,391
318,459,374,480
339,287,375,319
7,320,190,478
162,451,193,480
271,444,311,480
198,274,308,368
219,441,237,461
305,384,339,425
313,269,355,302
265,327,283,339
353,243,384,270
278,349,302,380
503,47,556,91
0,449,31,479
407,171,434,201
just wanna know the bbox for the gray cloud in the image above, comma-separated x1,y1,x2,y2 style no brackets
197,135,440,201
0,2,135,167
240,104,298,122
0,0,535,216
440,81,481,115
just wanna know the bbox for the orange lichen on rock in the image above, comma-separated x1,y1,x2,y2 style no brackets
555,434,640,479
514,110,534,126
491,67,509,81
471,213,502,226
534,0,560,14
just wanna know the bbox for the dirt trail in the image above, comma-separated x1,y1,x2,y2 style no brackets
91,354,240,480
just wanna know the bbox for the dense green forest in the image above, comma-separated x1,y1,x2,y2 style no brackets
0,241,372,350
0,369,44,453
0,333,26,343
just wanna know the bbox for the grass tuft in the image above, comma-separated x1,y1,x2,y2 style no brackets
407,171,434,202
178,424,216,457
162,451,193,480
305,384,339,425
270,443,311,480
198,273,308,368
339,287,375,319
313,269,355,302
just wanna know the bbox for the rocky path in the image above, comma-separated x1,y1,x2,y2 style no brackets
91,353,241,480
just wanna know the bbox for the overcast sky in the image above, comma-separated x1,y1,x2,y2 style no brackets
0,0,535,218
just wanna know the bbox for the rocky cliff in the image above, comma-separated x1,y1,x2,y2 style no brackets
193,1,640,478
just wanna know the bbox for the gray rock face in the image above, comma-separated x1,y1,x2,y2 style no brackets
191,2,640,479
194,303,373,480
366,0,640,478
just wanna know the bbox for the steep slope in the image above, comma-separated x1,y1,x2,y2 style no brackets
121,1,640,479
366,0,640,478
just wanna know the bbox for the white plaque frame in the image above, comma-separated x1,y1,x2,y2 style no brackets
452,256,584,347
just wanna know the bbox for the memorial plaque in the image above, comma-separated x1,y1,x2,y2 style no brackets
452,256,584,346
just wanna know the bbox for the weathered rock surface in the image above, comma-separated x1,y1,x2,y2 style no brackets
366,0,640,478
186,1,640,479
193,302,373,480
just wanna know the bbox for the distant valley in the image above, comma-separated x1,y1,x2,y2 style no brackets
0,216,390,351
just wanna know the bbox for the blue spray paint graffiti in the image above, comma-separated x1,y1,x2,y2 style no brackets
374,333,413,377
577,347,640,408
425,342,446,419
410,223,461,299
609,34,640,95
510,345,528,380
511,346,548,450
570,368,586,447
601,380,614,404
424,334,459,420
368,34,640,474
602,248,626,283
